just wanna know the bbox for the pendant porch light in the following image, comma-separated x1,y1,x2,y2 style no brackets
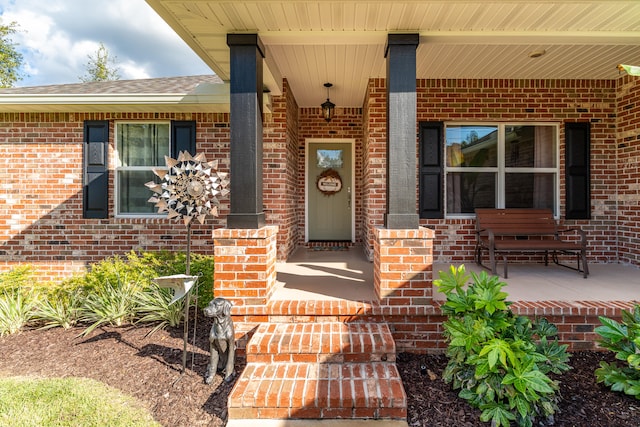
321,82,335,122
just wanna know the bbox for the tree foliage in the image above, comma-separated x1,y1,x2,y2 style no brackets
79,42,120,82
0,20,24,88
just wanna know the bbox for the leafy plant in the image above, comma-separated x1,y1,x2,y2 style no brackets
64,251,214,309
594,304,640,398
435,265,571,427
33,286,84,330
79,278,140,336
0,288,37,337
135,284,185,336
0,265,36,291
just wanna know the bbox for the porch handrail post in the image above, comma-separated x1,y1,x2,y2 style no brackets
226,33,266,229
385,33,420,229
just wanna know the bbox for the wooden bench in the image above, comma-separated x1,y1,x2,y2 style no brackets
475,208,589,278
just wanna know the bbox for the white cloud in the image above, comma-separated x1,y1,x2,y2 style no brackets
0,0,212,87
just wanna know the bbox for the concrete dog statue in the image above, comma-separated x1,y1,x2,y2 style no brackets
203,297,236,384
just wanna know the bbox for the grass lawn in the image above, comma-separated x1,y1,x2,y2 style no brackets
0,376,161,427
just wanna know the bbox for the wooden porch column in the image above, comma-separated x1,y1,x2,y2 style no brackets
226,34,266,229
385,33,420,229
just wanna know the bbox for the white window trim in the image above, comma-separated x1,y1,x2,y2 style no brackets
444,122,560,219
114,121,170,218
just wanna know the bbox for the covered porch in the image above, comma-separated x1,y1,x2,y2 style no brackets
273,245,640,303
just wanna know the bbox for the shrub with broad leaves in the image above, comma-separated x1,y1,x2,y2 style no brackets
435,265,571,427
595,304,640,399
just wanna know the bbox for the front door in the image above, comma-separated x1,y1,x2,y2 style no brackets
306,140,353,241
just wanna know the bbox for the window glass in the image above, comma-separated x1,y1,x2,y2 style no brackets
505,173,555,210
117,170,158,214
505,125,556,168
317,149,343,168
116,123,170,215
444,123,559,216
117,124,169,167
447,172,496,214
446,125,498,167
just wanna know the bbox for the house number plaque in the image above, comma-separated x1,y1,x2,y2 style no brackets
316,168,342,195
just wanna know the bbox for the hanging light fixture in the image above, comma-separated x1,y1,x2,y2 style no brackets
321,82,335,122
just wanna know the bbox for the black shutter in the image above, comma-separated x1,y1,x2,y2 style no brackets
419,121,444,219
565,122,591,219
83,121,109,219
171,120,196,157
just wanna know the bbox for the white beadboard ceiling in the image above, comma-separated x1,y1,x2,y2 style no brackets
146,0,640,107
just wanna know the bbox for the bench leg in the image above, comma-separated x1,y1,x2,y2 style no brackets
489,249,497,276
581,250,589,278
503,255,508,278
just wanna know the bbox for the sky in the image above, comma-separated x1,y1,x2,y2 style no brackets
0,0,213,87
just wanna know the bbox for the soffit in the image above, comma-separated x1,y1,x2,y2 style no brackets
146,0,640,107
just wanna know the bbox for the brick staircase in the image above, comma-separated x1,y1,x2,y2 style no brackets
226,322,408,427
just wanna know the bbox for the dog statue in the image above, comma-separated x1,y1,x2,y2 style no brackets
203,297,235,384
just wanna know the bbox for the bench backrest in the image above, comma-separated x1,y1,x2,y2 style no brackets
475,208,558,236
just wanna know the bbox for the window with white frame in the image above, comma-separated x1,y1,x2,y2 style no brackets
444,123,559,216
115,122,170,215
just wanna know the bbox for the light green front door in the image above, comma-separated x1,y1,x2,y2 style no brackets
307,141,352,241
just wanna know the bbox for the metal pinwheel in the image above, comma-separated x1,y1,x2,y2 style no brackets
145,151,229,226
145,151,229,375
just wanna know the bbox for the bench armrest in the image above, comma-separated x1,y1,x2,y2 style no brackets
476,228,496,246
557,227,587,246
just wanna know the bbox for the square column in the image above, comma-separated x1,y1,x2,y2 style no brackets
227,34,266,229
385,33,420,229
212,226,278,306
374,227,434,306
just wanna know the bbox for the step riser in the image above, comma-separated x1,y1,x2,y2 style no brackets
246,322,396,360
228,322,407,425
247,353,396,363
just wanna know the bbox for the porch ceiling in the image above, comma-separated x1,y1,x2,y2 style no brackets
146,0,640,108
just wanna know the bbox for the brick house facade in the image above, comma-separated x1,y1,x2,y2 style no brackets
1,75,639,278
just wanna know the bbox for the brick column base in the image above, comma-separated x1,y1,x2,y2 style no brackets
212,226,278,306
374,227,435,306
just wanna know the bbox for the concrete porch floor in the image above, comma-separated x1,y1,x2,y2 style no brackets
272,246,640,303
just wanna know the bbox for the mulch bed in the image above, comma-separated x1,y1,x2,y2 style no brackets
1,312,638,427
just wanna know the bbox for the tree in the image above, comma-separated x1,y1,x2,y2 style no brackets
79,42,120,82
0,20,24,88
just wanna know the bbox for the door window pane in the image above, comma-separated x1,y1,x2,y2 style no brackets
317,149,343,168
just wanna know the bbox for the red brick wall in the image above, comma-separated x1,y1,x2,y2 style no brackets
616,75,640,265
297,106,365,246
0,112,231,280
263,80,300,260
363,78,623,266
362,79,388,260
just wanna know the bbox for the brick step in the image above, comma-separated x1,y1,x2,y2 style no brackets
246,322,396,363
228,361,407,421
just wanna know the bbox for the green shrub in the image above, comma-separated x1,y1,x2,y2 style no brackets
135,284,185,335
79,279,140,336
0,288,37,337
595,304,640,398
32,286,85,330
63,251,214,309
0,265,36,291
435,265,571,427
